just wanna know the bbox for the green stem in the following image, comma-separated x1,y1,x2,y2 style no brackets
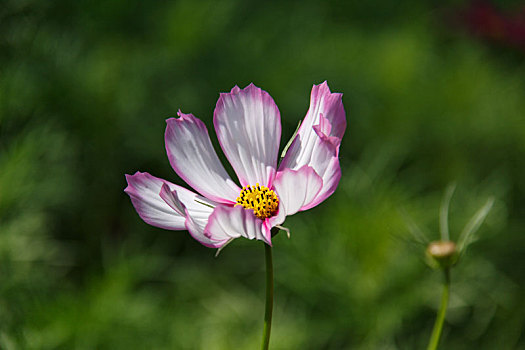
426,268,451,350
261,243,274,350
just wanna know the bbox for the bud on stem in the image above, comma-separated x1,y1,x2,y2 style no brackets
426,241,458,269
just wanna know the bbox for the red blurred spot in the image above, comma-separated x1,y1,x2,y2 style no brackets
461,1,525,50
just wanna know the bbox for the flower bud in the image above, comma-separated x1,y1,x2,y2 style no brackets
426,241,458,269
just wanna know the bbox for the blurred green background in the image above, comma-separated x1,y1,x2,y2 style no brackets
1,0,524,349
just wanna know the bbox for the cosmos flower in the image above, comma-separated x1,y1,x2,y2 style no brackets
125,82,346,248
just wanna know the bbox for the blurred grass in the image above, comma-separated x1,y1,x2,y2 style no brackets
1,0,524,349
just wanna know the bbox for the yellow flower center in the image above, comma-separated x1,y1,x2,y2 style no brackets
235,183,279,220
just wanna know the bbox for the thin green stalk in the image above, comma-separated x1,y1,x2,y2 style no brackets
261,243,274,350
427,268,451,350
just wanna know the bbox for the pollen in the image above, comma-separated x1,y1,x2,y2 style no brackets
235,183,279,220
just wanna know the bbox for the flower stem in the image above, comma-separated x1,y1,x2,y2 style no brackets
426,268,451,350
261,243,274,350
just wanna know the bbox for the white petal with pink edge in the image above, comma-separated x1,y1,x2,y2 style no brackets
280,82,345,166
301,81,346,143
279,82,345,209
303,155,341,210
158,183,185,215
214,84,281,188
165,111,241,204
272,166,323,218
184,208,232,248
125,172,214,231
204,205,272,245
158,183,229,248
283,134,341,210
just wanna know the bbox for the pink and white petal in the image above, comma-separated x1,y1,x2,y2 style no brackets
267,206,286,228
165,111,241,204
148,172,217,217
313,114,342,153
262,219,273,245
214,84,281,188
314,111,332,135
305,81,346,140
280,81,346,171
185,209,231,248
301,156,341,210
159,183,185,215
158,182,229,248
125,172,187,230
272,166,323,218
279,131,342,210
204,205,271,245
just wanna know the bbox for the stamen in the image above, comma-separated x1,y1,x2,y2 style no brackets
235,184,279,220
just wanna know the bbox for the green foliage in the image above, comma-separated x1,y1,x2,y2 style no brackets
1,0,524,348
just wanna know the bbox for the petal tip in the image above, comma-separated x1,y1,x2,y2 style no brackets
124,171,149,190
316,80,329,89
245,82,258,91
230,85,241,94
